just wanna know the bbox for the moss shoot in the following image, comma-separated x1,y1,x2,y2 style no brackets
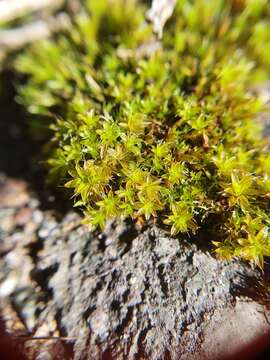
15,0,270,267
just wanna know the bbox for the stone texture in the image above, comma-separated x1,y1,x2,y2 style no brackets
198,299,270,359
0,173,270,360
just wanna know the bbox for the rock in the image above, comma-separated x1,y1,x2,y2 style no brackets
34,221,270,360
0,174,269,360
0,177,29,208
198,299,270,359
14,208,32,227
0,208,16,233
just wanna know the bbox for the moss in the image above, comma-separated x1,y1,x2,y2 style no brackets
15,0,270,267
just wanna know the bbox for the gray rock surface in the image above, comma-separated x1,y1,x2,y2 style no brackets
38,220,269,360
0,173,270,360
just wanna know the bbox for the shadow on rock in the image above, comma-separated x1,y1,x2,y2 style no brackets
0,70,71,215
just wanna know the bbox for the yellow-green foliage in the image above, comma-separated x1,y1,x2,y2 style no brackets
15,0,270,268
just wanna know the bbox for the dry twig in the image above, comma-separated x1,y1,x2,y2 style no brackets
0,0,65,23
0,13,70,62
147,0,176,38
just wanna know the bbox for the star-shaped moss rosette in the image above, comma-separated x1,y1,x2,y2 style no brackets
16,0,270,268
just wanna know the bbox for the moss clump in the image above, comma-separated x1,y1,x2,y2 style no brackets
15,0,270,267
